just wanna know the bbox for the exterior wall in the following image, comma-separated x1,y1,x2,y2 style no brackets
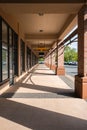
0,8,24,40
0,8,38,93
0,8,25,77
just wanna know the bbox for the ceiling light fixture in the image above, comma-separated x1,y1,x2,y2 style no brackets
38,13,44,16
39,30,43,32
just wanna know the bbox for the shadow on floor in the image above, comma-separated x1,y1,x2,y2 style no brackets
32,72,55,76
59,76,74,89
0,82,76,98
36,69,50,70
0,98,87,130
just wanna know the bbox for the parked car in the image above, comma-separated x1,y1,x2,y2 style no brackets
64,61,78,65
68,61,78,65
64,62,68,65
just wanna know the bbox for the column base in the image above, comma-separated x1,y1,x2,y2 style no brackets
50,65,57,71
75,75,87,99
57,67,65,75
45,63,51,68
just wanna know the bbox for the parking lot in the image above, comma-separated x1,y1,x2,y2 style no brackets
65,65,77,77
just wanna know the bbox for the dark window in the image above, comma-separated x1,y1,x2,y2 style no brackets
20,40,25,74
0,17,18,85
39,52,44,55
9,29,18,84
2,21,9,81
27,47,31,69
32,52,37,66
13,32,18,76
0,17,2,82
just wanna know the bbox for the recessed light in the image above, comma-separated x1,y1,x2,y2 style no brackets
39,30,43,32
38,13,44,16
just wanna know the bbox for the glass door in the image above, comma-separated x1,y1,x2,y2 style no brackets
20,40,25,74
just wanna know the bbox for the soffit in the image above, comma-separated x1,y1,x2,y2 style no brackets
0,3,83,56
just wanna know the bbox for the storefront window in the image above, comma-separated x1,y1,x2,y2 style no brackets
20,40,25,74
13,32,18,76
27,47,31,70
0,18,18,84
2,21,8,80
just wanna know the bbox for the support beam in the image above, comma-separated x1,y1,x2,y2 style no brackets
25,34,57,41
0,0,85,3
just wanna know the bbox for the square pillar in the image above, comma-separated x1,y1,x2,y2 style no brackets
50,50,57,72
25,44,27,71
47,56,49,67
45,56,49,67
75,5,87,98
57,43,65,75
49,54,52,69
47,55,50,68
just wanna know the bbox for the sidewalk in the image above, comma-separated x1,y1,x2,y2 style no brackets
0,64,87,130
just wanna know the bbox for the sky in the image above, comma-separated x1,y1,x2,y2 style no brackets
64,25,78,51
69,42,77,51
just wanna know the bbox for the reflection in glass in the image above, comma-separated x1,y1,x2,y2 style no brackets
13,33,18,76
20,40,25,74
2,21,8,80
2,42,8,80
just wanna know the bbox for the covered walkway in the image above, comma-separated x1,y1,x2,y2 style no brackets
0,64,87,130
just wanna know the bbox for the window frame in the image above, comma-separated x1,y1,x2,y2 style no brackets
0,17,18,85
1,18,9,82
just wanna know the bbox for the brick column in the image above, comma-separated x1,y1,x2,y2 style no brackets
50,52,53,70
50,53,52,69
57,42,65,75
47,55,50,68
50,50,57,71
47,56,50,68
45,56,49,67
75,5,87,98
25,44,27,71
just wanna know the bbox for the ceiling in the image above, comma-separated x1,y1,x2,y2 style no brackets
0,3,84,57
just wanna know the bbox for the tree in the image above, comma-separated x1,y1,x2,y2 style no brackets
64,46,78,62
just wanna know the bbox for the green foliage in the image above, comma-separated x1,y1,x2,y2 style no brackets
39,57,44,61
64,46,78,62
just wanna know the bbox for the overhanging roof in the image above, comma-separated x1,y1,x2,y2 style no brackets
0,0,85,3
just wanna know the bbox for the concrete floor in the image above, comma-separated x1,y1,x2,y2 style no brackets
0,64,87,130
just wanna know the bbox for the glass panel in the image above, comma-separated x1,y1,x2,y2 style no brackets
13,33,18,76
2,42,8,80
27,47,31,69
20,40,25,73
9,28,13,84
2,21,8,80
